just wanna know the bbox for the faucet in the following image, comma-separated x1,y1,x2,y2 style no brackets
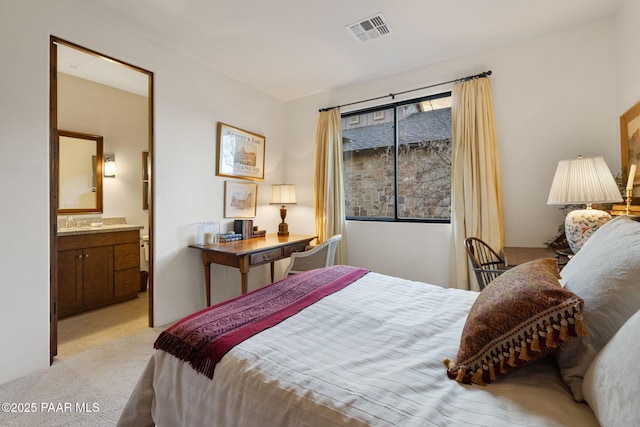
66,215,73,229
76,220,88,229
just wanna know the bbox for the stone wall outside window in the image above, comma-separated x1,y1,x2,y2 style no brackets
344,139,451,219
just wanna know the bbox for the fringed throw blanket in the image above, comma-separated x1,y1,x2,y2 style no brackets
154,265,370,379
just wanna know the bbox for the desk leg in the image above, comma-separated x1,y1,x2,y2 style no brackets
239,256,249,295
239,272,248,295
203,262,212,307
270,262,275,283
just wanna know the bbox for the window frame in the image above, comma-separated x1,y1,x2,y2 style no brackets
341,91,452,224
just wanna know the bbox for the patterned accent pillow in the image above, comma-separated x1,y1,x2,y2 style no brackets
445,258,587,385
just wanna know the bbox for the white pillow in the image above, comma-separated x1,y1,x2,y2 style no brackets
555,216,640,401
582,308,640,426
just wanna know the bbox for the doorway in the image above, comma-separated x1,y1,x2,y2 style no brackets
49,37,154,363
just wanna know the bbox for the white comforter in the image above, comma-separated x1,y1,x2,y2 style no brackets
118,272,598,427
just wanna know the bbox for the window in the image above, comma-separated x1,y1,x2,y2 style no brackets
342,92,452,222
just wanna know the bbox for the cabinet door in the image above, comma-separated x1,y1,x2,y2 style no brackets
82,246,114,307
58,249,83,318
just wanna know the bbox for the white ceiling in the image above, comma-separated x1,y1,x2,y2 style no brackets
63,0,624,102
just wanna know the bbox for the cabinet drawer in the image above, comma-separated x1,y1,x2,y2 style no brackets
284,243,309,257
114,243,140,270
250,248,283,265
115,268,140,297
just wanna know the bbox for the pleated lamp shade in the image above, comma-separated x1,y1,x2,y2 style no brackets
271,184,297,205
547,156,622,253
547,156,622,206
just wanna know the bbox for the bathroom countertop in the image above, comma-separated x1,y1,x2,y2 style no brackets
58,223,143,236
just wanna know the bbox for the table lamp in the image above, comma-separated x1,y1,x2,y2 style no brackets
271,184,297,236
547,156,622,253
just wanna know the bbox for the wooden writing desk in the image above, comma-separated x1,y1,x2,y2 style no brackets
190,233,316,306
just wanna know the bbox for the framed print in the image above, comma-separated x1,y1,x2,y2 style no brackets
216,122,265,181
224,181,257,218
620,101,640,203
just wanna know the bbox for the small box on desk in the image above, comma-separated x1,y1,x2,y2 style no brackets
611,204,640,221
612,204,640,213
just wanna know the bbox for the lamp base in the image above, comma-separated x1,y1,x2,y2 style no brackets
277,222,289,236
564,208,612,254
277,205,290,236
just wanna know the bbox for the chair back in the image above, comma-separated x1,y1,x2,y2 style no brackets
284,234,342,276
464,237,507,290
324,234,342,267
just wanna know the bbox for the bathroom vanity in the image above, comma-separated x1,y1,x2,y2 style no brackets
57,224,142,318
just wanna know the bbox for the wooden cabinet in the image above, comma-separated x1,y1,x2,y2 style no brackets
58,230,140,318
58,249,85,317
114,243,140,297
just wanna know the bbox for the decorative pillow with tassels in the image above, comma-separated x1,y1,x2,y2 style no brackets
444,258,587,386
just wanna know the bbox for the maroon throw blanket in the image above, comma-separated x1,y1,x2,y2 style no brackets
154,265,370,379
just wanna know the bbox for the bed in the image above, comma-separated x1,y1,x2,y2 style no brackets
118,216,640,427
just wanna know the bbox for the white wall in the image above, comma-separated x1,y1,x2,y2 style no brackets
285,17,619,287
615,0,640,115
0,0,287,384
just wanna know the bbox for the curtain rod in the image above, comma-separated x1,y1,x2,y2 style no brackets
318,70,492,112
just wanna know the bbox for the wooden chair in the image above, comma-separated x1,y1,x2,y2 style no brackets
284,234,342,276
464,237,508,290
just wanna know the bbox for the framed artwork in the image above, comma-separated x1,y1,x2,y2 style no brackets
620,101,640,203
216,122,265,181
224,181,257,218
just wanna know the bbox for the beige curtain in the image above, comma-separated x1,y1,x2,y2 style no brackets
449,77,504,290
313,109,347,264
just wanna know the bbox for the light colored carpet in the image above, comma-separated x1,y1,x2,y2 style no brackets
0,327,162,427
58,292,149,358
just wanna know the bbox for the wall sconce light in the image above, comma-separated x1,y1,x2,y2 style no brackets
271,184,297,236
104,154,116,178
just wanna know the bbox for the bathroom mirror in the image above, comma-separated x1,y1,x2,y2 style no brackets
57,130,104,214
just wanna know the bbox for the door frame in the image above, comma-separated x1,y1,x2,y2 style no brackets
49,36,155,363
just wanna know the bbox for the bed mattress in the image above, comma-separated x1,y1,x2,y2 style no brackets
119,271,598,426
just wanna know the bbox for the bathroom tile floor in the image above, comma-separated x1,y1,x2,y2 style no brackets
57,292,149,359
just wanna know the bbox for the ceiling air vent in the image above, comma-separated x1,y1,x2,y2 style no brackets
346,13,392,43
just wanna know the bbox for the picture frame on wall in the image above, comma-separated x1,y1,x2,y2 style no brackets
216,122,265,181
620,100,640,203
224,181,257,218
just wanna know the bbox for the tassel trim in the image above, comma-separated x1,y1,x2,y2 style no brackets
445,300,587,385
